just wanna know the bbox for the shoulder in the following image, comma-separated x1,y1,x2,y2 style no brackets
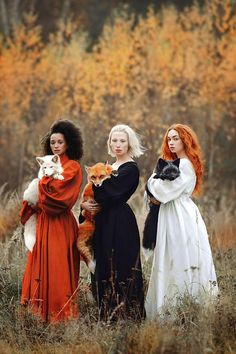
119,161,139,175
64,160,82,176
180,158,195,175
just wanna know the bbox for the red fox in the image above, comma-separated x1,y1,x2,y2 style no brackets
77,162,118,273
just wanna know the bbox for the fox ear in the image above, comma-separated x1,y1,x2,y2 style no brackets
36,157,44,166
173,158,180,167
52,154,59,163
85,165,90,173
157,158,167,169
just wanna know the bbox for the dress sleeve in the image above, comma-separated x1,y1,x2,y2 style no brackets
19,201,36,225
93,163,139,205
38,161,82,215
147,159,196,204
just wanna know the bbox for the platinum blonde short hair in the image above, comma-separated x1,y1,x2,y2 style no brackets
107,124,145,158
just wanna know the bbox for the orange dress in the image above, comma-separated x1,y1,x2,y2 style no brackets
20,154,82,322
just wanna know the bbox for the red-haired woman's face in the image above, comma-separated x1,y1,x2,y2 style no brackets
167,129,185,158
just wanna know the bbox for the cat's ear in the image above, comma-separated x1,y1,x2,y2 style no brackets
173,158,180,167
36,157,44,166
52,154,59,163
157,158,167,169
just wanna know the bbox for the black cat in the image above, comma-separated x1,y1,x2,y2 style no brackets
142,158,180,251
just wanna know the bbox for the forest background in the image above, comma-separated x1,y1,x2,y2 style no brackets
0,0,236,353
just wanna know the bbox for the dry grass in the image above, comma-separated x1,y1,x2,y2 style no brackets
0,184,21,242
0,187,236,353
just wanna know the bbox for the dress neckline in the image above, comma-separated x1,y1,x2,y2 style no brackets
114,161,136,170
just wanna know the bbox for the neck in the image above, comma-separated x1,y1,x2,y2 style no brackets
115,155,132,163
177,152,187,159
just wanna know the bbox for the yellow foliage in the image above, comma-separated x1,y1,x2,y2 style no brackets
0,0,236,188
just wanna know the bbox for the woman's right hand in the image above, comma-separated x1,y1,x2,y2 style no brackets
81,199,101,214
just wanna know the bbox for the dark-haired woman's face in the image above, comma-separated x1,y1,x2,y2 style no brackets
50,133,68,156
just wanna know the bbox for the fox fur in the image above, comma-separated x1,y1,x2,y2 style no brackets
77,162,118,273
23,154,64,252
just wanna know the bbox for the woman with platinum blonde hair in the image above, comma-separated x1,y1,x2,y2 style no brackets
107,124,145,158
82,124,145,321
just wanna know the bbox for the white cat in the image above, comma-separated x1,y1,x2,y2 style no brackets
23,155,64,251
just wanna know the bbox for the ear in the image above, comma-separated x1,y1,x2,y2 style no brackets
105,164,113,174
85,165,90,173
36,157,44,166
173,158,180,167
52,154,59,163
157,158,167,169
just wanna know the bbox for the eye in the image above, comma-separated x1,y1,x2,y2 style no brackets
99,175,105,179
91,176,95,180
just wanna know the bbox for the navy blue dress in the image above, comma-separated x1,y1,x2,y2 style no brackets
92,161,144,320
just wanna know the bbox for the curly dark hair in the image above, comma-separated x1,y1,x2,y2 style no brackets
42,119,83,161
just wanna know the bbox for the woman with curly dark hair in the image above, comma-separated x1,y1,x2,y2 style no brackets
20,119,83,322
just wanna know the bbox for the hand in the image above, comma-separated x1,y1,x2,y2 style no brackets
81,199,101,214
148,196,161,205
28,202,41,212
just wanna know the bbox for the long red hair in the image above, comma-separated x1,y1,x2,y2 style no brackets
161,124,204,195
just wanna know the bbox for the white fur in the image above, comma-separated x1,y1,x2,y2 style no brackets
23,155,64,252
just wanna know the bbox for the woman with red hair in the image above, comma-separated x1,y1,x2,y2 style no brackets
145,124,218,320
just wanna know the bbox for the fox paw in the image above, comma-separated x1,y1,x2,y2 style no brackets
88,260,96,274
56,174,64,180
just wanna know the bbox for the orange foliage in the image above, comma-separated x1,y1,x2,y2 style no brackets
0,0,235,190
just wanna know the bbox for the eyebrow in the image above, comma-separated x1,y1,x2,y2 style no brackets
168,134,179,138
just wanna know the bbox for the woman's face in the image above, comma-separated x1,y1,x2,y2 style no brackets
110,131,129,158
167,129,185,157
50,133,68,156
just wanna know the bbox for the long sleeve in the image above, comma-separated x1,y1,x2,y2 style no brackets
93,162,139,205
147,159,196,204
20,201,36,225
38,160,82,215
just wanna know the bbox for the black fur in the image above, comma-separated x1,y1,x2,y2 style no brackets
142,158,180,250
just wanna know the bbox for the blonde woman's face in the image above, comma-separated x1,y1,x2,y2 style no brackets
167,129,185,157
110,132,129,158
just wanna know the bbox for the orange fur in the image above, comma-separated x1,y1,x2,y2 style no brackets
77,162,116,273
161,124,204,195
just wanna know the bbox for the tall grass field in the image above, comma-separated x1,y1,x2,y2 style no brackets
0,186,235,354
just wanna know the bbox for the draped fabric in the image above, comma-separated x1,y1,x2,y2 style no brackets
20,154,82,322
145,158,218,319
91,161,144,320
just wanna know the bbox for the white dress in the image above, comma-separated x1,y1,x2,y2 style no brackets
145,158,218,320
